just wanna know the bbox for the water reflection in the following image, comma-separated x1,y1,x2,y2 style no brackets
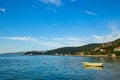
84,66,103,70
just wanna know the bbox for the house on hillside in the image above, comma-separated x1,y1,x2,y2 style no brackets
102,42,112,48
93,47,100,51
114,46,120,51
100,49,104,52
76,52,84,56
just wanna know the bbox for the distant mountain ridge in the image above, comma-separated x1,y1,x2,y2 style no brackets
45,43,101,55
25,38,120,56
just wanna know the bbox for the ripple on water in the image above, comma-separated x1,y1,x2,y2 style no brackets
0,55,120,80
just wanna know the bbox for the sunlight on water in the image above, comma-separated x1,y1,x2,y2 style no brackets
0,53,120,80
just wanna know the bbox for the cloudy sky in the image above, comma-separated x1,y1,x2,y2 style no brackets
0,0,120,53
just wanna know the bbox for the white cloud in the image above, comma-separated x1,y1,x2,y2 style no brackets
53,37,87,41
84,10,97,16
66,37,83,41
2,30,120,50
53,38,64,40
39,40,87,48
51,37,88,47
93,35,103,41
0,36,87,48
40,37,48,39
66,41,86,47
92,22,120,43
0,8,6,12
39,41,64,47
39,0,62,7
0,37,39,42
93,32,120,43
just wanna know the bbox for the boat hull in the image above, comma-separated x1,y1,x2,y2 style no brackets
84,66,103,70
83,62,103,67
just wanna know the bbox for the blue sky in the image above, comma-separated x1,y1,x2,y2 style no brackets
0,0,120,53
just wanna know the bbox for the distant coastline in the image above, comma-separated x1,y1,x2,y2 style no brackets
24,37,120,57
3,38,120,57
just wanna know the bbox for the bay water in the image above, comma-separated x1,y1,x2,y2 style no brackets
0,53,120,80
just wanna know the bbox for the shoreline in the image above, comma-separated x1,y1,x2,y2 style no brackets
80,55,107,57
73,54,120,57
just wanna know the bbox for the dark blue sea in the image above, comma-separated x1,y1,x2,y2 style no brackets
0,53,120,80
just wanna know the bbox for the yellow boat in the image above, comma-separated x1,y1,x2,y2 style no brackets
84,66,103,70
83,62,103,67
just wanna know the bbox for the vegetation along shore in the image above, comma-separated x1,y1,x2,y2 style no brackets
25,38,120,57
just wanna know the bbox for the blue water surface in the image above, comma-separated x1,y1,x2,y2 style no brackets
0,53,120,80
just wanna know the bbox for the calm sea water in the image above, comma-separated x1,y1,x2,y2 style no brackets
0,53,120,80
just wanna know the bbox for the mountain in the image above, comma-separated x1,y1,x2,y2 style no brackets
0,52,25,57
45,44,101,55
24,51,44,55
92,38,120,56
25,38,120,56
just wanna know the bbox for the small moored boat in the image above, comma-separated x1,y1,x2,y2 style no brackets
83,62,103,67
84,66,103,70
